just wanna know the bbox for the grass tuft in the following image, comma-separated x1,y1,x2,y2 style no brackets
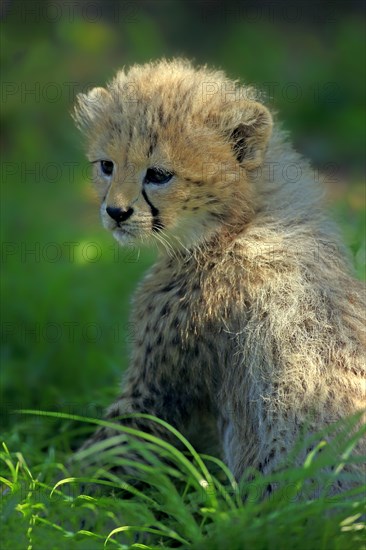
1,411,365,549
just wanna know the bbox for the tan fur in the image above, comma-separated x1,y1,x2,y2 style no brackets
73,59,365,487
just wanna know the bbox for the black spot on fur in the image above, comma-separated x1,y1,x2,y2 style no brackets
177,286,186,298
147,131,158,157
141,396,155,411
161,304,170,316
161,392,188,421
172,334,180,346
264,449,276,465
161,282,176,293
210,211,225,220
158,104,164,125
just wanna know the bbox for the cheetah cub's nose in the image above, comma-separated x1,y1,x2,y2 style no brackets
106,206,134,223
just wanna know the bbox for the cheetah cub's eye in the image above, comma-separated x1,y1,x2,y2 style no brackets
100,160,114,176
144,167,173,185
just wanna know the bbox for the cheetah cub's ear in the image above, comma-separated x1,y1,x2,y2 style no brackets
220,100,273,170
73,87,111,133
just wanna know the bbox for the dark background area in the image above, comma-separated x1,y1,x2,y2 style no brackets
1,1,365,441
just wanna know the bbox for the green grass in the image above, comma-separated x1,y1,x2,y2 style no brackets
1,6,365,548
1,411,365,549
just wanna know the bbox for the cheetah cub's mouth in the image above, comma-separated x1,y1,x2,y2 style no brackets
73,59,272,251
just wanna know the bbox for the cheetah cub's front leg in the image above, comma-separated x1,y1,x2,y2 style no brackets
75,337,198,472
74,248,228,482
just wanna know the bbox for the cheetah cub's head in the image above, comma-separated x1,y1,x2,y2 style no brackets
74,59,272,251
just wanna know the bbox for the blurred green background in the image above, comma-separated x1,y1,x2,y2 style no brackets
1,1,365,442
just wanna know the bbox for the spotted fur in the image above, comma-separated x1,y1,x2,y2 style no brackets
73,59,365,487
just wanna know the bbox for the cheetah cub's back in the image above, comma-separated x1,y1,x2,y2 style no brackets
73,59,365,488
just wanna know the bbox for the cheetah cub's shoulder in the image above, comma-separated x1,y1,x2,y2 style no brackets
74,59,365,487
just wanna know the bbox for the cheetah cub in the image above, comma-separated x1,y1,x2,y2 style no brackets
74,59,365,486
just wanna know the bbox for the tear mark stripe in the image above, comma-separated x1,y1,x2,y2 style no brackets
142,189,164,231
